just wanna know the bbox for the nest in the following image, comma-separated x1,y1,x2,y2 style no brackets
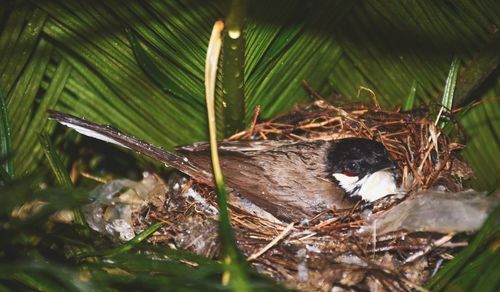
132,99,474,291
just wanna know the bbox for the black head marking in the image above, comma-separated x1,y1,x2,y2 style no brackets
326,138,395,179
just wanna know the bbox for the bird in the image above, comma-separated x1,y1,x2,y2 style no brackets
48,110,398,221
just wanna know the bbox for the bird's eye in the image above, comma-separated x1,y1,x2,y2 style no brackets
343,162,360,176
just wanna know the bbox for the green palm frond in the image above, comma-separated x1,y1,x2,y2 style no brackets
461,96,500,190
1,0,499,290
2,1,499,180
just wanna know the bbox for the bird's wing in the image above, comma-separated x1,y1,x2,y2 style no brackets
177,140,300,153
180,140,352,220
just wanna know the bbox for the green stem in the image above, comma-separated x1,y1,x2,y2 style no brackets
206,21,250,291
221,0,247,136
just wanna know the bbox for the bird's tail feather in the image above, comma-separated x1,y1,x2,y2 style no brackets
47,110,213,185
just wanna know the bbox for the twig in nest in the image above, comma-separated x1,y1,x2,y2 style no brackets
311,216,341,230
297,117,343,130
181,179,194,194
149,213,177,230
287,133,308,141
303,80,324,100
80,172,108,184
358,86,381,111
250,105,261,137
404,233,455,264
417,140,435,173
297,232,317,241
425,151,451,186
247,222,295,261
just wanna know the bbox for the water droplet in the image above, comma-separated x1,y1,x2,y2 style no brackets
228,29,240,39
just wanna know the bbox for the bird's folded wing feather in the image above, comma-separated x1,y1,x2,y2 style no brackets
177,140,300,153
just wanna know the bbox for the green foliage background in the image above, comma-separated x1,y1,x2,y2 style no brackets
0,0,499,291
1,0,498,188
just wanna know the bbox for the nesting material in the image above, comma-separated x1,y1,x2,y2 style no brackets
361,190,497,235
95,99,491,291
84,173,167,241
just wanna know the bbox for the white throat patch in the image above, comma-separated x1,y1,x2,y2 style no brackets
333,169,397,202
332,173,360,194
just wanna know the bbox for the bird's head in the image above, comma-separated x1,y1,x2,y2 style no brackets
327,138,398,202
